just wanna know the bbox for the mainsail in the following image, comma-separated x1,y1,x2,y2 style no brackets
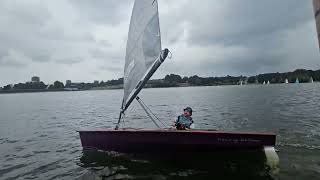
313,0,320,48
116,0,169,129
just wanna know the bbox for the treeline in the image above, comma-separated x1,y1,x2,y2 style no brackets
159,69,320,87
1,81,65,91
98,78,123,87
249,69,320,83
1,69,319,92
0,78,125,92
146,74,243,88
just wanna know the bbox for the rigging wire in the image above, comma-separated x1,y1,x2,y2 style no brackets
118,112,126,128
136,96,168,128
136,97,161,128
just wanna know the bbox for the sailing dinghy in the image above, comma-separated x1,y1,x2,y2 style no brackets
79,0,277,154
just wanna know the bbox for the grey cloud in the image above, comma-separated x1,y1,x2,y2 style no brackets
90,48,109,59
68,0,131,25
55,57,84,65
0,50,29,67
98,40,112,47
99,65,122,72
90,48,124,64
0,60,26,67
211,54,288,76
30,52,51,63
182,0,311,46
0,0,51,27
159,0,319,77
164,52,287,78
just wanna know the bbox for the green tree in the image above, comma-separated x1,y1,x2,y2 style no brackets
164,74,182,83
53,81,64,89
3,85,11,90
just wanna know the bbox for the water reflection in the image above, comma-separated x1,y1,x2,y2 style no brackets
78,149,277,180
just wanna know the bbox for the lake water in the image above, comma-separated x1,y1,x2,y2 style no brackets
0,84,320,179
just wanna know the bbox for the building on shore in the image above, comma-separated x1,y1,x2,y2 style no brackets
31,76,40,83
66,80,72,86
64,82,84,91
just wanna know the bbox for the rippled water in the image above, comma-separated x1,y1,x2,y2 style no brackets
0,84,320,179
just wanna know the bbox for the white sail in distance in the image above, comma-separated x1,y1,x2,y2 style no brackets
313,0,320,49
122,0,162,110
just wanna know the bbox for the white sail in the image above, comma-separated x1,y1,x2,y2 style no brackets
123,0,162,110
310,77,314,83
313,0,320,48
285,78,289,84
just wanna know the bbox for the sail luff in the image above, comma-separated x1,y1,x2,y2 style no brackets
156,0,162,50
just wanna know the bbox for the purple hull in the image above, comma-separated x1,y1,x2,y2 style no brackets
78,129,276,153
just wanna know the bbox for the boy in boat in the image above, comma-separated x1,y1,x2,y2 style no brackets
173,107,194,130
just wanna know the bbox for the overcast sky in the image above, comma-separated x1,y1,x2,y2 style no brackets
0,0,319,86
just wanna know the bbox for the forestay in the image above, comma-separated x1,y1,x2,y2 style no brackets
122,0,162,111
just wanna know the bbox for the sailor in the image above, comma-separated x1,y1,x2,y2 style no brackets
173,107,194,130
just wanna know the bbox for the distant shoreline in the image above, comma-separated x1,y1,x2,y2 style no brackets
1,68,319,94
0,89,66,94
0,82,318,95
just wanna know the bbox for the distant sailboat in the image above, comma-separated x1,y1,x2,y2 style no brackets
263,81,266,85
295,78,300,84
240,80,243,86
285,78,289,84
310,77,314,83
267,81,270,85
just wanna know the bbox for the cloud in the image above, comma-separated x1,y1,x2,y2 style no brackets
68,0,131,25
159,0,311,46
0,0,319,86
99,65,122,72
155,0,320,77
55,57,84,65
0,49,30,67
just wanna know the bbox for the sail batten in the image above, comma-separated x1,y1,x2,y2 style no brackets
122,0,162,111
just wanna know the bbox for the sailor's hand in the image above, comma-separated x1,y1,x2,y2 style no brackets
172,120,176,127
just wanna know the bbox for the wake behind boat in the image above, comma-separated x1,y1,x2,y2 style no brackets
79,0,277,155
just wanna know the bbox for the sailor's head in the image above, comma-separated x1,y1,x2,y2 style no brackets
183,107,192,116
